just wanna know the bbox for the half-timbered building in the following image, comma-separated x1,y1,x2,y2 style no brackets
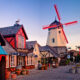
0,33,7,80
26,41,41,68
0,22,28,68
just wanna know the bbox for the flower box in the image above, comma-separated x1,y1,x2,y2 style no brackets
10,67,16,72
25,66,30,69
30,65,35,69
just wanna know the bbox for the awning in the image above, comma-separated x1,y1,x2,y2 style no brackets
0,45,7,55
0,45,7,61
10,52,27,56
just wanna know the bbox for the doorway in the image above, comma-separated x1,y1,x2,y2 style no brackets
0,56,6,80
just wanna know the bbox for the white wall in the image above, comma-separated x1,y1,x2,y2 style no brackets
47,28,66,47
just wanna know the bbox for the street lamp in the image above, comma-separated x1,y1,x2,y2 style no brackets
77,46,80,55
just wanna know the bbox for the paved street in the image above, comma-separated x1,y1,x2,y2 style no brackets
16,65,80,80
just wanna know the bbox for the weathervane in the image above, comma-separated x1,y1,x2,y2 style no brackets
15,19,20,25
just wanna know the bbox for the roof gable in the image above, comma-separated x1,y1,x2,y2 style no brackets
0,24,28,39
18,25,28,39
39,45,60,58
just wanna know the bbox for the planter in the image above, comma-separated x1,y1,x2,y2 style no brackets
26,71,29,75
11,74,17,79
41,67,44,70
22,70,26,75
41,66,45,70
5,71,11,79
76,67,80,73
16,70,21,75
44,66,47,70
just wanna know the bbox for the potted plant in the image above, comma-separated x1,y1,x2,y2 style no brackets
21,69,26,75
5,70,11,79
10,67,16,72
11,73,17,79
16,69,21,75
41,66,44,70
25,69,29,75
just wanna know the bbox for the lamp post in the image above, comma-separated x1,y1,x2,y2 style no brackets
77,46,80,55
67,47,71,58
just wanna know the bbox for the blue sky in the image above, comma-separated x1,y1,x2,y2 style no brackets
0,0,80,49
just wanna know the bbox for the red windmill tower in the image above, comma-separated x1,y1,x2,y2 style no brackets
43,4,78,56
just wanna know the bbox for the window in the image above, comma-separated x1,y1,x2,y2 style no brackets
18,35,24,48
59,31,61,34
18,56,25,66
52,38,55,43
11,55,15,67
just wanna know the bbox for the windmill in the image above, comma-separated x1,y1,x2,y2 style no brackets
43,4,78,55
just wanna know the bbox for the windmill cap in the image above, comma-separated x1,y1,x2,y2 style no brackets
48,20,63,30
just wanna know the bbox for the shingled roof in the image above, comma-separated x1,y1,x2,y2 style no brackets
0,24,28,39
39,45,60,58
2,40,17,55
49,20,63,31
26,41,37,49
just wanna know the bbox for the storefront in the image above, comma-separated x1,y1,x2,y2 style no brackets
0,46,7,80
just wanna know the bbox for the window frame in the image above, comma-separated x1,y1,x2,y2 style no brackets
52,38,55,43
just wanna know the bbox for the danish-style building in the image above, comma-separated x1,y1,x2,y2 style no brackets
0,22,29,68
26,41,41,68
0,22,41,69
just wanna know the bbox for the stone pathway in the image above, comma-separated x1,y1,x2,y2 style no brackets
11,65,80,80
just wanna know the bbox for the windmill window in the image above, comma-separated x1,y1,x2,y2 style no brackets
52,38,55,43
59,31,61,33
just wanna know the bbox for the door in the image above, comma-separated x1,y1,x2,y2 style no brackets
0,56,6,80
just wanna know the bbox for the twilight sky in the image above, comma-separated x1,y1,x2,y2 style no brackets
0,0,80,49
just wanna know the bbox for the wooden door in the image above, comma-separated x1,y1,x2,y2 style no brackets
0,56,6,80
